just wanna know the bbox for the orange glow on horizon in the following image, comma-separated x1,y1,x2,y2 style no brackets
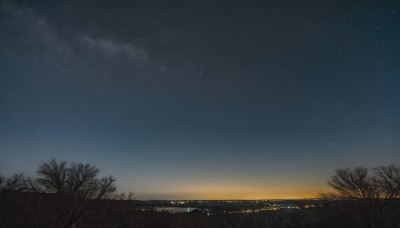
137,187,331,200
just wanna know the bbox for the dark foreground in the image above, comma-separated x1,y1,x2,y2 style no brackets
1,191,400,228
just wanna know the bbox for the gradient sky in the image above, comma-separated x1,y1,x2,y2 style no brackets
1,0,400,200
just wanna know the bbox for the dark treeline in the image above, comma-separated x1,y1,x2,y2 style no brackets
0,159,137,227
1,160,400,228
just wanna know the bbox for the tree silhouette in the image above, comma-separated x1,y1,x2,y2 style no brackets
328,165,400,227
0,173,26,191
27,159,116,199
128,191,135,200
24,159,119,227
1,159,140,227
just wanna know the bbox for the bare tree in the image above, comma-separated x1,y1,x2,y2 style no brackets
128,191,135,200
0,175,4,189
374,165,400,199
119,192,126,200
328,165,400,227
0,173,26,191
28,159,116,199
1,159,139,227
25,159,118,227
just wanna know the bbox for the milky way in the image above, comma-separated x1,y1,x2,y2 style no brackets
1,0,399,199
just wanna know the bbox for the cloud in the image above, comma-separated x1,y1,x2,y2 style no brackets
2,1,149,66
29,15,72,58
1,1,72,59
81,36,149,63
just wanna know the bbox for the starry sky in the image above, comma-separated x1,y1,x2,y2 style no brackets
1,0,400,200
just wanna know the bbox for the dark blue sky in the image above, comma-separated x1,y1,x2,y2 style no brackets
1,0,400,199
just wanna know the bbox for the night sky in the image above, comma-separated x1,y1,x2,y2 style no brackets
1,0,400,200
